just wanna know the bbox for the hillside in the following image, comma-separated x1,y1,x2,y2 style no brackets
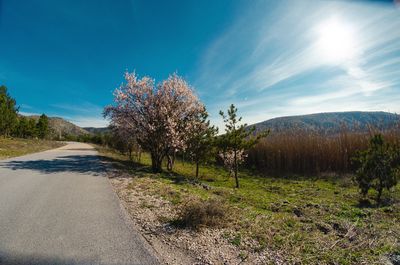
83,127,109,134
28,115,89,138
252,111,400,134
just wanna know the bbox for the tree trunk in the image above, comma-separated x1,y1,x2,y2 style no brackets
128,147,133,161
195,161,199,179
377,187,383,203
137,148,142,163
151,153,163,173
166,152,176,171
166,154,173,171
234,150,239,188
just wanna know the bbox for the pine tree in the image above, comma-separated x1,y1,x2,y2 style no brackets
36,114,49,139
16,116,29,138
186,109,218,178
27,118,37,138
0,86,19,137
353,134,399,202
218,104,269,188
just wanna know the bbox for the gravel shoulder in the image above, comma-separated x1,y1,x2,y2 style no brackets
106,170,276,265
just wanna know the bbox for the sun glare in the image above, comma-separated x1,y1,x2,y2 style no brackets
316,18,357,64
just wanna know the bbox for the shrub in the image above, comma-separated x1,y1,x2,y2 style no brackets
173,199,228,229
353,134,399,202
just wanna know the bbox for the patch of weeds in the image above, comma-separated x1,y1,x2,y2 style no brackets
316,222,331,234
140,202,154,209
272,234,284,248
169,191,181,205
284,218,296,228
212,189,229,197
238,251,248,261
229,193,243,203
229,233,242,247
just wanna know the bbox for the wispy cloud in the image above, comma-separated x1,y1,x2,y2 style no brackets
19,111,41,116
50,102,103,114
194,0,400,127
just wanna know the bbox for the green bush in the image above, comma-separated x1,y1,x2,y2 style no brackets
353,134,399,202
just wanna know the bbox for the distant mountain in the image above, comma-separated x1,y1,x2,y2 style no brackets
83,127,110,134
252,111,400,135
28,115,89,138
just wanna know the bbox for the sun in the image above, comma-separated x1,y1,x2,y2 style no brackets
316,18,357,64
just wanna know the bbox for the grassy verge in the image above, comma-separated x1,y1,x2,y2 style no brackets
0,138,65,159
97,146,399,264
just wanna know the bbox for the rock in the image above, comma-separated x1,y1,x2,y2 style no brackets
387,253,400,265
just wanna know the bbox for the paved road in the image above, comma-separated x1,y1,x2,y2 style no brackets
0,142,159,265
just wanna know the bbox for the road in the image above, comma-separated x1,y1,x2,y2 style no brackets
0,142,160,265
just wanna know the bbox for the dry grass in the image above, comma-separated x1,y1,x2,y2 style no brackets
0,138,65,159
172,198,229,230
247,128,400,175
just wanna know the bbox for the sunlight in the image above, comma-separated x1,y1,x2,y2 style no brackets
315,17,357,64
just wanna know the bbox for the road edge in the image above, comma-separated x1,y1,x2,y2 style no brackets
97,151,164,265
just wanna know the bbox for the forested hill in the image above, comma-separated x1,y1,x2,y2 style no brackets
252,111,400,134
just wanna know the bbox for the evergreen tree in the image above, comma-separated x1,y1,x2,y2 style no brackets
218,104,269,188
27,118,37,138
16,116,29,138
0,85,19,137
353,134,399,202
36,114,49,139
186,109,218,178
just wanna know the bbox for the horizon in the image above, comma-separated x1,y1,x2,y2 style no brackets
23,110,400,129
1,0,400,128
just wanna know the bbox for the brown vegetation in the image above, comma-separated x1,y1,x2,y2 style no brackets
247,126,400,175
173,198,229,230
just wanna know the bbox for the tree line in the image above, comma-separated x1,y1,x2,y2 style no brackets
0,85,50,139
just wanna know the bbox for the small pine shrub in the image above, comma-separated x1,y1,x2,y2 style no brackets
353,134,399,202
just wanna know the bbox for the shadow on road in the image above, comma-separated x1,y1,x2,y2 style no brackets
0,251,143,265
0,155,106,176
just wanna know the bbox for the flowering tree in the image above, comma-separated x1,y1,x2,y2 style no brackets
218,104,269,188
104,72,204,173
218,149,247,178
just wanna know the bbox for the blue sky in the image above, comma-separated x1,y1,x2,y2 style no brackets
1,0,399,128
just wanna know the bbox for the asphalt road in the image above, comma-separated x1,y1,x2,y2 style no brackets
0,142,159,265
